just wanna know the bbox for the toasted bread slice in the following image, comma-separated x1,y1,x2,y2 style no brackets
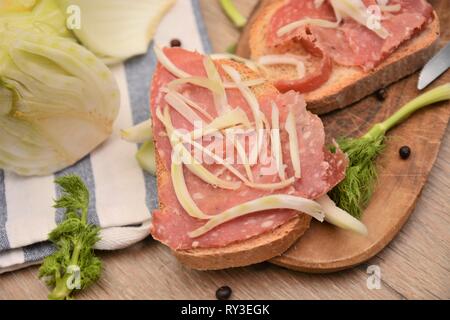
153,59,312,270
237,0,440,114
156,142,311,270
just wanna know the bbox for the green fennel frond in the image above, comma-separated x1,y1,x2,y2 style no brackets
39,175,102,300
330,83,450,219
329,135,384,219
53,175,90,217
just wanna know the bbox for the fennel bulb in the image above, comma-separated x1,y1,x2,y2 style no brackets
0,0,36,13
56,0,176,64
0,0,73,38
0,29,120,176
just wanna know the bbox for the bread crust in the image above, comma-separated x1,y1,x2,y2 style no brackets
174,215,311,270
241,1,440,114
152,59,311,270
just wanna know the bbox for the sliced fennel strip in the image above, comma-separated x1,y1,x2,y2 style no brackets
329,0,390,39
210,108,255,183
136,140,156,175
175,127,248,183
230,135,255,182
221,65,264,161
258,55,306,79
162,93,255,184
314,0,326,8
171,149,212,220
270,102,286,181
175,127,295,191
247,177,295,190
189,107,251,140
379,4,401,12
209,53,260,72
120,119,153,143
189,195,325,238
167,77,223,94
161,88,213,121
285,106,301,179
223,78,266,89
154,45,191,78
277,0,391,39
260,110,271,147
156,107,241,190
203,56,229,115
164,91,205,125
277,18,341,37
160,107,295,191
317,195,368,236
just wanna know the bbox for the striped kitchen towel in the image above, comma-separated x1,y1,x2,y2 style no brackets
0,0,212,274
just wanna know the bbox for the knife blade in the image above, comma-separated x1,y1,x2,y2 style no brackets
418,42,450,90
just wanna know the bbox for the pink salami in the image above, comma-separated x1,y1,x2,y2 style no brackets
150,48,348,250
268,0,434,71
267,0,337,46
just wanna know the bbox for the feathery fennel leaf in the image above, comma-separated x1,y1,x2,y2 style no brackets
39,175,101,300
330,83,450,219
329,135,384,219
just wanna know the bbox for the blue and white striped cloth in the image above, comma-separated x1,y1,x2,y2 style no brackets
0,0,212,273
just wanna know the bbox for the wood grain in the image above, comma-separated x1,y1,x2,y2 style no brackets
0,0,448,300
235,0,450,274
271,73,450,272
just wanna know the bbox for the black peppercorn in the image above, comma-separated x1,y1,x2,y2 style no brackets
216,286,232,300
170,39,182,47
375,88,387,101
399,145,411,159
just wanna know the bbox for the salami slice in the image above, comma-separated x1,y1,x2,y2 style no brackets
274,51,333,93
150,48,348,250
267,0,337,47
268,0,434,71
339,0,433,70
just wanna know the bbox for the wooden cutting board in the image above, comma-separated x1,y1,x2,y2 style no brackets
236,1,450,273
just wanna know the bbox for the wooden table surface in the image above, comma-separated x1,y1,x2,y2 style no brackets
0,0,449,300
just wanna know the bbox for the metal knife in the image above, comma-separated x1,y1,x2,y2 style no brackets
418,42,450,90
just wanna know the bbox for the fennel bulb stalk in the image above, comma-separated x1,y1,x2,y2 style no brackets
219,0,247,29
330,83,450,218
